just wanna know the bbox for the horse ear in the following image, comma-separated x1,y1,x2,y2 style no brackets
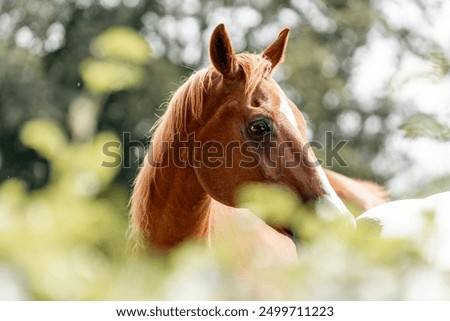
262,28,290,70
209,24,239,78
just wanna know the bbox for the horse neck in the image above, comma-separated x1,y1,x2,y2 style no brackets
132,140,212,251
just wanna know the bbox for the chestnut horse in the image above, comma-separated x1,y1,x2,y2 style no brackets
132,24,387,262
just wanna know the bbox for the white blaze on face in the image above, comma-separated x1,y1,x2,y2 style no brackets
279,94,299,131
277,92,354,224
316,166,352,218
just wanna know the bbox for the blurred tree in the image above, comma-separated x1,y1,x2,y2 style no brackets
0,0,187,189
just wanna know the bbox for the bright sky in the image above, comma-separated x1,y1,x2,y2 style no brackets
350,0,450,197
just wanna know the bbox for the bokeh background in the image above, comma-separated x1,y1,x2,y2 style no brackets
1,0,450,300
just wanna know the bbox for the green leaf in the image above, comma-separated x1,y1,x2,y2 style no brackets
20,119,67,160
80,59,145,94
236,183,301,226
401,114,450,141
91,26,151,64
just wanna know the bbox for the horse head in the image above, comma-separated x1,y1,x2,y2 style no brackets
190,24,351,221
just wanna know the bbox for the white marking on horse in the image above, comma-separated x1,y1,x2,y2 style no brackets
316,166,351,216
277,92,354,225
279,94,298,130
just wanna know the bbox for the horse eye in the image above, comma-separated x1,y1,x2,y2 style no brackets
248,119,272,140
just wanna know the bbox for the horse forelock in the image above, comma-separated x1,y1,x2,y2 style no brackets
236,53,272,95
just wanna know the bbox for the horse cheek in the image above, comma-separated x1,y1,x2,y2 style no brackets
194,165,236,206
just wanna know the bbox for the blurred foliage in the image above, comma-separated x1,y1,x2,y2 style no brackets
0,119,128,299
430,50,450,78
81,26,150,93
1,0,450,300
3,175,450,300
409,175,450,199
401,114,450,141
91,26,151,64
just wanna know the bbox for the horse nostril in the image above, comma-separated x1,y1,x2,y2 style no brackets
317,195,356,228
299,192,321,204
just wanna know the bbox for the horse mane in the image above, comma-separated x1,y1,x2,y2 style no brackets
130,53,272,248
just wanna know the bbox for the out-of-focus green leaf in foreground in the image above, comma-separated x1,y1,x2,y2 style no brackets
80,59,145,94
91,27,151,64
0,119,128,300
80,26,150,94
1,121,450,300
